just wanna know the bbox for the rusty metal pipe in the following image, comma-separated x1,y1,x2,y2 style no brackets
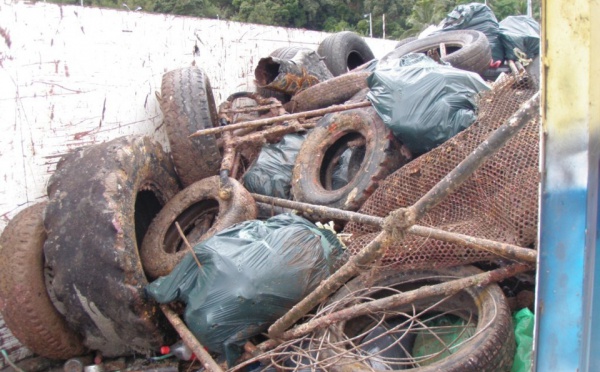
190,101,371,137
160,305,223,372
250,194,536,264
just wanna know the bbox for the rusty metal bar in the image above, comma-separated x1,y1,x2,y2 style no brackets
190,101,371,137
409,225,537,263
250,194,384,227
263,263,531,347
221,102,282,114
251,194,537,264
231,121,315,147
406,92,540,224
160,305,223,372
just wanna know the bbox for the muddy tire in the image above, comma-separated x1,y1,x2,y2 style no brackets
289,72,370,113
319,265,515,371
44,136,181,357
382,30,491,74
0,203,85,360
160,67,222,187
140,176,258,279
291,107,410,210
317,31,375,76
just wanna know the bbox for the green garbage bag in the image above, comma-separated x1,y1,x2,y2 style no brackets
434,2,505,62
145,213,347,366
511,307,534,372
243,133,307,199
367,58,490,154
499,16,540,61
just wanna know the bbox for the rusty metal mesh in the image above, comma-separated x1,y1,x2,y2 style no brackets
343,75,539,269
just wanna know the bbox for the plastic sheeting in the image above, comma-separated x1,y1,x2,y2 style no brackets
435,2,504,62
366,56,490,154
242,133,307,199
145,214,347,366
511,308,534,372
499,16,540,61
412,315,476,365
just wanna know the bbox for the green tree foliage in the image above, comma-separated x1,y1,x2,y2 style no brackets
46,0,539,41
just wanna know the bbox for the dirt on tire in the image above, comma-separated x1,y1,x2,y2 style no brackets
160,67,222,187
288,72,370,113
141,176,258,279
292,106,411,211
0,202,85,360
43,136,180,357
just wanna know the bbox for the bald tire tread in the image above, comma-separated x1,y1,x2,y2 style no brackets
383,30,491,74
141,176,258,279
291,107,409,211
289,72,371,113
320,265,515,371
161,67,221,187
317,31,375,76
44,136,180,357
257,47,313,103
0,202,85,359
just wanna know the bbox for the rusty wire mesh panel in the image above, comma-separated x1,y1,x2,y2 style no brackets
342,75,539,269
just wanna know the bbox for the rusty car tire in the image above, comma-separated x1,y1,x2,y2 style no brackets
318,265,515,371
289,72,371,113
0,202,85,360
291,107,410,211
160,67,222,187
382,30,491,74
140,176,258,279
317,31,375,76
44,136,180,357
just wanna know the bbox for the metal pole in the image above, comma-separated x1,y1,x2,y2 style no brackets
383,14,385,39
527,0,532,16
369,13,373,38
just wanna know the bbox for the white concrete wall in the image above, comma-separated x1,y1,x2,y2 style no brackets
0,2,396,231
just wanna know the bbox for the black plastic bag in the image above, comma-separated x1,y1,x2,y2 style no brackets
145,213,346,366
366,56,490,154
499,16,540,61
242,133,307,199
435,2,504,62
